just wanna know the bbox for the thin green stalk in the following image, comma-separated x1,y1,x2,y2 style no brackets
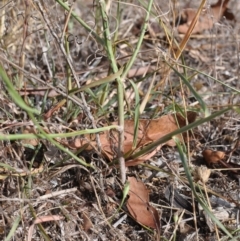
166,62,210,117
176,62,240,94
0,125,121,140
121,0,154,80
5,216,21,241
98,0,154,183
174,137,235,239
98,0,126,183
55,0,104,45
65,35,72,91
121,0,154,151
113,0,121,50
129,79,140,148
128,107,232,161
0,65,94,169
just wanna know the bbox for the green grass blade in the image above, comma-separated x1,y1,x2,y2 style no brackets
55,0,103,45
129,107,231,160
129,79,140,148
69,67,124,94
121,0,154,80
0,65,40,115
166,62,210,117
177,63,240,95
0,65,95,169
174,137,234,239
5,215,21,241
0,125,120,141
0,162,17,171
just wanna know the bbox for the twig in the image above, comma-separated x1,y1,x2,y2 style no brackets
112,214,127,228
37,187,78,201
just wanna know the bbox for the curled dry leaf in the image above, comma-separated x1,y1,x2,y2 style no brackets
126,177,160,230
203,149,240,177
193,165,211,183
82,211,93,232
75,112,197,166
177,0,234,34
202,149,225,165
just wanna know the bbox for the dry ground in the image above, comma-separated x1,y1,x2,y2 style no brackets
0,0,240,240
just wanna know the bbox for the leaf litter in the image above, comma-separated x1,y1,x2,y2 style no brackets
0,0,240,240
126,176,160,230
70,112,197,166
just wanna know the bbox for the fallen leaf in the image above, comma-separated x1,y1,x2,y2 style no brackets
202,149,225,165
193,165,211,183
126,177,160,230
82,211,93,232
71,112,197,166
202,149,240,177
177,0,234,34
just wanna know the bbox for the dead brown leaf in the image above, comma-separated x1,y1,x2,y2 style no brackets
202,149,225,165
82,211,93,232
126,177,160,230
203,149,240,176
177,0,234,34
71,112,196,166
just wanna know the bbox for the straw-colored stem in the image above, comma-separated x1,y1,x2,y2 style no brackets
203,184,220,240
175,0,207,59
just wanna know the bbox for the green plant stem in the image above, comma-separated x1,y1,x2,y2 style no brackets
5,215,21,241
121,0,154,80
0,125,121,140
55,0,104,45
98,0,153,183
0,65,94,169
98,0,126,183
174,137,234,239
127,107,232,161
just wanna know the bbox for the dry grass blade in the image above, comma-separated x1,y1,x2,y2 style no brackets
28,216,65,241
175,0,207,59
